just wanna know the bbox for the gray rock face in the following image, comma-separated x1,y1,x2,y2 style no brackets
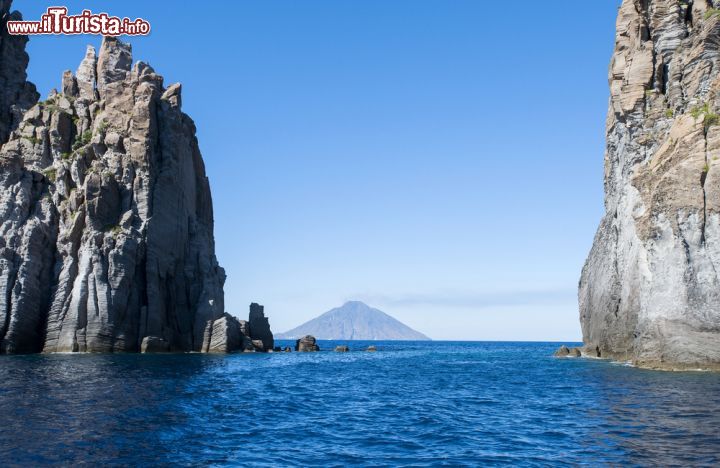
581,0,720,370
141,336,169,353
276,301,430,341
554,345,581,358
0,35,227,353
0,0,39,144
295,335,319,352
202,314,245,353
248,302,274,351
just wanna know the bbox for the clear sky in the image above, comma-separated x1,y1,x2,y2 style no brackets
18,0,622,341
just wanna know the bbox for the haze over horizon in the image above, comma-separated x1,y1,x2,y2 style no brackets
18,0,622,341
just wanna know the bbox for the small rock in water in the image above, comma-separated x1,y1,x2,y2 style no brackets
334,345,349,352
366,345,377,352
295,335,320,352
554,345,582,358
141,336,170,353
202,314,244,353
283,347,292,352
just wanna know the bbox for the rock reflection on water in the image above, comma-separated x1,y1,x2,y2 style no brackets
583,365,720,465
0,342,718,465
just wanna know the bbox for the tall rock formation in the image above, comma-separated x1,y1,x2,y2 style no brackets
0,1,38,144
581,0,720,369
248,302,274,351
0,24,230,352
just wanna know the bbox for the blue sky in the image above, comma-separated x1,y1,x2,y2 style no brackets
18,0,621,340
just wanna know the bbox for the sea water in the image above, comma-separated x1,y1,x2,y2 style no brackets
0,341,718,465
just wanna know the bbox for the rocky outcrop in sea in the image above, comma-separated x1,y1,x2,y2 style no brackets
248,302,274,351
580,0,720,370
0,1,265,354
202,304,274,353
296,335,320,352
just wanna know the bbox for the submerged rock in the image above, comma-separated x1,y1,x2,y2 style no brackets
554,345,581,358
296,335,319,352
366,345,377,352
0,31,228,353
334,345,349,352
580,0,720,369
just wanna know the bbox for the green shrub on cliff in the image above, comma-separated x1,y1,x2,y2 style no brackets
706,112,720,129
71,129,93,151
691,103,709,119
705,8,720,20
690,102,719,129
43,167,56,183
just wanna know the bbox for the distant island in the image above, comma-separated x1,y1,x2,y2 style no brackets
276,301,430,340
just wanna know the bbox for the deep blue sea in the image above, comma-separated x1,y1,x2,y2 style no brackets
1,341,719,466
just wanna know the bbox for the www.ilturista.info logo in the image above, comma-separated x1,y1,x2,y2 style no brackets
6,7,150,36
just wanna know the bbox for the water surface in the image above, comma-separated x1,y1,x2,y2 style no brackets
1,341,719,465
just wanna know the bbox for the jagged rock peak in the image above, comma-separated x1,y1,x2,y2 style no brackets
0,33,228,354
580,0,720,370
97,37,132,97
75,46,97,101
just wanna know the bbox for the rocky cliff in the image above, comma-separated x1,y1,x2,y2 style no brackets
580,0,720,369
0,0,38,144
0,2,244,353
